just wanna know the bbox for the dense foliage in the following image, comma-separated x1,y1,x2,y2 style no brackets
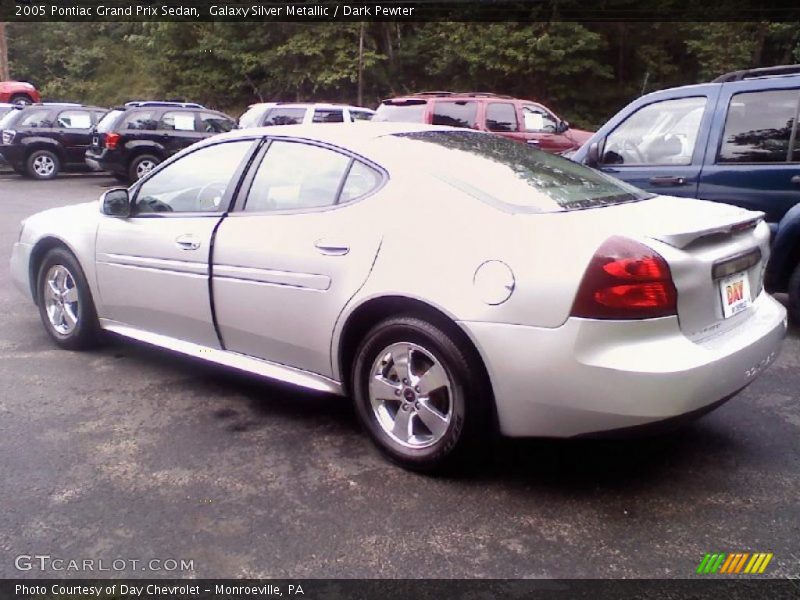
6,22,800,128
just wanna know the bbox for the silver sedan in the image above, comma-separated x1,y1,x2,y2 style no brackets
10,124,787,471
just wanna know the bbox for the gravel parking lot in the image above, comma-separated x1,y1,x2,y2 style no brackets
1,172,799,579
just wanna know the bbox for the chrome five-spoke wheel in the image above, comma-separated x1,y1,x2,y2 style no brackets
32,154,56,178
43,265,80,335
369,342,453,448
136,159,156,179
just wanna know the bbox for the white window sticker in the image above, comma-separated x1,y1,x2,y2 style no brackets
173,114,196,131
524,111,544,131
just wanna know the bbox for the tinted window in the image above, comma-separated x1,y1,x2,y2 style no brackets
245,141,351,211
350,110,373,122
486,103,518,132
373,101,427,123
522,106,558,133
375,131,651,213
56,110,92,129
159,111,197,132
603,97,707,166
340,161,383,202
313,109,344,123
263,107,306,126
199,112,235,133
134,141,252,214
432,101,478,128
96,109,124,133
718,89,799,163
122,110,157,131
18,109,53,128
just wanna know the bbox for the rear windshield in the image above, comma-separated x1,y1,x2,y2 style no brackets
96,109,124,133
373,100,427,123
239,105,267,128
379,131,652,213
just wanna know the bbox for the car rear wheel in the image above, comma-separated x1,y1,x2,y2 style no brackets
129,154,160,182
788,263,800,323
351,315,490,472
27,149,60,180
36,247,102,350
10,94,33,106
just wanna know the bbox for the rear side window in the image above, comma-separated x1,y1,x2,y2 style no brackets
96,109,124,133
718,89,800,163
350,110,373,122
199,112,235,133
18,109,53,128
373,100,427,123
122,110,157,131
432,101,478,128
245,141,351,211
56,110,92,129
340,161,383,202
313,109,344,123
263,107,306,126
486,103,519,132
159,111,197,132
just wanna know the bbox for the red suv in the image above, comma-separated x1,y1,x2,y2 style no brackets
0,81,41,105
373,92,592,154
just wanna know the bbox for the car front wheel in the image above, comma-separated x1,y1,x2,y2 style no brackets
36,247,102,350
352,315,490,472
27,149,60,180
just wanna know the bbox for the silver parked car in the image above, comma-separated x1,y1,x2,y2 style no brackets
10,124,787,471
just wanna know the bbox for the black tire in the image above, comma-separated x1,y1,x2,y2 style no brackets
10,94,33,106
351,315,490,472
36,247,102,350
788,263,800,323
26,149,60,180
128,154,160,183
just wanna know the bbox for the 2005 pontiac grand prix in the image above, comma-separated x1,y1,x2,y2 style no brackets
10,123,787,471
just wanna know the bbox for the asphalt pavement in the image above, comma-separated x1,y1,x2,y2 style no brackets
0,171,798,579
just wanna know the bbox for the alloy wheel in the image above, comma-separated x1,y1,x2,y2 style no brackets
43,265,79,335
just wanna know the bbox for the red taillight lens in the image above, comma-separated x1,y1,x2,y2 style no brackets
105,132,120,150
571,236,678,320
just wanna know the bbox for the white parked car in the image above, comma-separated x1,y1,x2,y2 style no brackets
10,124,787,471
238,102,374,128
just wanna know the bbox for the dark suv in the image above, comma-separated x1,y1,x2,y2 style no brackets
0,103,107,179
85,102,237,182
572,64,800,321
374,92,592,154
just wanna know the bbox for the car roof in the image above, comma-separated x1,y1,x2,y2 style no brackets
381,92,520,103
246,102,374,111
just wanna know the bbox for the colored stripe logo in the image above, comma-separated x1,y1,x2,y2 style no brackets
696,552,773,574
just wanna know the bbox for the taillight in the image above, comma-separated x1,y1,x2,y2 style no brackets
105,132,121,150
571,236,677,320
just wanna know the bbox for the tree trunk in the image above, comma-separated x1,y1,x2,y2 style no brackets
0,23,10,81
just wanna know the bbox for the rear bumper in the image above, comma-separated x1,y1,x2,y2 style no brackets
85,149,124,175
460,292,787,437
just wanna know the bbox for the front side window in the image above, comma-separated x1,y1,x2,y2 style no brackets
486,103,519,132
718,89,799,163
122,110,157,131
134,141,253,214
56,110,92,129
18,109,53,128
199,112,235,133
245,141,351,212
262,107,306,126
523,105,558,133
313,109,344,123
159,111,197,132
432,101,478,128
373,131,651,213
602,97,707,166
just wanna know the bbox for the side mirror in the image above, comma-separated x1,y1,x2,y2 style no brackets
586,141,600,168
101,188,131,218
557,120,570,134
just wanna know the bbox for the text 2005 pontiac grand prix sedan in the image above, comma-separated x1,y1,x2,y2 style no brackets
10,123,787,471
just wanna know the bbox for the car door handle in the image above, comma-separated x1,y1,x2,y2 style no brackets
791,175,800,185
175,235,201,250
648,176,687,186
527,139,540,145
314,239,350,256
